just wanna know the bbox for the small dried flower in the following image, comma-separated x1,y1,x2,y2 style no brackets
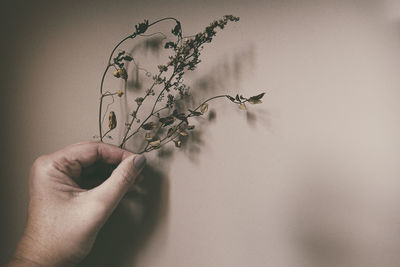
158,65,168,72
113,68,128,80
146,88,155,96
135,97,144,105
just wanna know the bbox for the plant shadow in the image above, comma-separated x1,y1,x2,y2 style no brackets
122,38,269,163
89,31,269,266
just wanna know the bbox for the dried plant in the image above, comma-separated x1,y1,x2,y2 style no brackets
96,15,265,154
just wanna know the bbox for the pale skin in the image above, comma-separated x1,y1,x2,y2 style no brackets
7,141,146,266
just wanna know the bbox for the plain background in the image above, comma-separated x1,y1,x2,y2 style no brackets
1,0,400,266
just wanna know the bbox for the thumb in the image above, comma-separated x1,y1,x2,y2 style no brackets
91,154,146,211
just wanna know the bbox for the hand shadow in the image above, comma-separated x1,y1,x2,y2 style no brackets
78,162,169,267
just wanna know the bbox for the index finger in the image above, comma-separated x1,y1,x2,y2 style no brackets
48,141,134,179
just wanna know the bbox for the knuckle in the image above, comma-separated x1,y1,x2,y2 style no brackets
32,155,47,167
30,155,51,182
31,155,51,172
29,155,52,183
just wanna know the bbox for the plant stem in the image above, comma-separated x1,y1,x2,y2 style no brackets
99,35,134,141
141,94,231,153
99,17,180,141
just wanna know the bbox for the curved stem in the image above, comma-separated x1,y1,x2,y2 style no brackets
101,128,114,139
148,17,179,27
99,35,134,141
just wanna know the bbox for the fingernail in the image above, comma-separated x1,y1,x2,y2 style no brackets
134,155,146,170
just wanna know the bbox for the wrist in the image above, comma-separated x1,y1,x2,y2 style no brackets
9,233,76,267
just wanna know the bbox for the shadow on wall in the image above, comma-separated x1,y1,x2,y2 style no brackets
86,32,268,266
79,163,169,267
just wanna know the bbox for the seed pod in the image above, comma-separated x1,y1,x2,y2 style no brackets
108,111,117,130
179,130,188,136
200,103,209,114
149,139,161,148
145,132,153,141
174,139,182,148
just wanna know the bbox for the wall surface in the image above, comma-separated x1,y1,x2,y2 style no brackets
1,0,400,266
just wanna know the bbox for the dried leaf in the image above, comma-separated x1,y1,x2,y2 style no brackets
142,122,155,130
159,116,175,126
135,20,149,35
171,21,182,37
120,68,128,80
123,55,133,61
145,132,153,141
167,127,176,137
249,92,265,101
239,103,247,111
248,99,262,104
165,41,176,49
116,51,125,60
149,139,161,147
117,90,124,97
200,103,208,114
173,111,188,124
108,111,117,130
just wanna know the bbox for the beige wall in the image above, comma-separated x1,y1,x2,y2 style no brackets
1,0,400,266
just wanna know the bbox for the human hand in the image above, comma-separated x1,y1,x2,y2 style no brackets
7,141,146,266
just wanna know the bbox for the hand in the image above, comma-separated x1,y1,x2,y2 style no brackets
7,141,146,266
